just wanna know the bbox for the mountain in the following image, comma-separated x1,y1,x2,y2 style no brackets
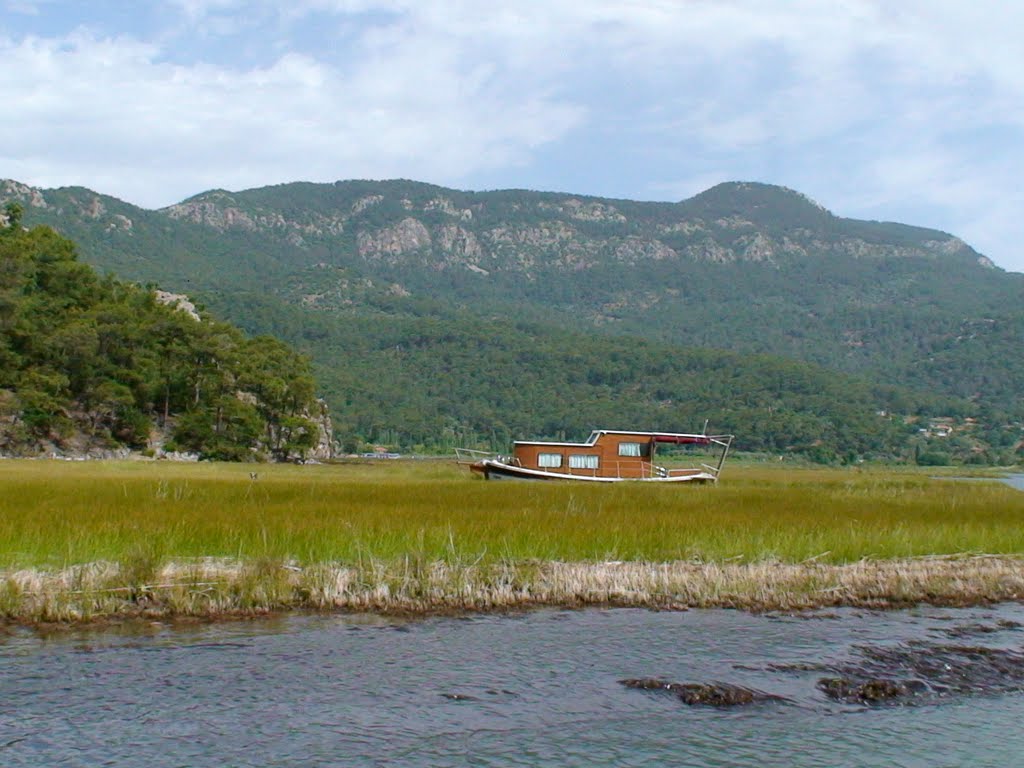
2,178,1021,461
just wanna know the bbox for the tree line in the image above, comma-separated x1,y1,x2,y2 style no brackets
0,206,319,460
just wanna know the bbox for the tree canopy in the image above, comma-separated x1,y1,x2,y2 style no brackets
0,220,319,460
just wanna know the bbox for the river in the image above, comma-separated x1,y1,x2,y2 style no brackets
1004,473,1024,491
3,603,1024,767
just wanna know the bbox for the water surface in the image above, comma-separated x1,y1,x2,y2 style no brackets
1004,473,1024,491
3,604,1024,766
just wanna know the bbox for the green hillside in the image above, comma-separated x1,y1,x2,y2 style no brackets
4,178,1020,409
0,206,321,460
200,290,1000,463
2,178,1021,463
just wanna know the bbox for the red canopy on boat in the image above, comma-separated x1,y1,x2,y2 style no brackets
652,434,712,445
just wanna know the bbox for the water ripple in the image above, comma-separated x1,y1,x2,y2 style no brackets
2,606,1024,766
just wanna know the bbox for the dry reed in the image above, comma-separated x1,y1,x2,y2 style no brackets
3,555,1023,623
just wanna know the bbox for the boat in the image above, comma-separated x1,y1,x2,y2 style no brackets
456,429,733,483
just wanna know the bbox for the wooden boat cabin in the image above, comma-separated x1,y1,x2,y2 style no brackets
504,430,730,482
458,429,733,483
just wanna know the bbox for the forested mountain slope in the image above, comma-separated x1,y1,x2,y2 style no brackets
199,290,1017,464
2,178,1021,461
0,206,324,460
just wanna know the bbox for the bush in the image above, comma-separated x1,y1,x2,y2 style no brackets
916,451,952,466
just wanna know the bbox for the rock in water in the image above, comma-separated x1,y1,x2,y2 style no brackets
619,678,789,707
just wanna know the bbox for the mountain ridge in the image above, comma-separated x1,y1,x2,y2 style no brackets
2,176,1021,461
2,177,995,270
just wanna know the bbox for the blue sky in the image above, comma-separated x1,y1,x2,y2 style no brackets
2,0,1022,272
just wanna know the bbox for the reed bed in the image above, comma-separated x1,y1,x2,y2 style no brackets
4,556,1024,623
1,460,1022,623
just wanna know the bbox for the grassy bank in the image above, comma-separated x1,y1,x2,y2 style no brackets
1,460,1022,622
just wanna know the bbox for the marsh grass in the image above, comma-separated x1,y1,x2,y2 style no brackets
1,459,1022,621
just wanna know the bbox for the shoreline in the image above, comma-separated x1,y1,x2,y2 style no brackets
3,555,1023,627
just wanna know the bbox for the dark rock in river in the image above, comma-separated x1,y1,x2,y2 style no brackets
938,620,1024,638
815,642,1024,705
623,638,1024,711
619,678,789,707
674,683,766,707
817,677,925,704
620,678,679,692
440,693,479,702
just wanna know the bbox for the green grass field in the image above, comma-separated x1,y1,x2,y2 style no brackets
2,459,1022,570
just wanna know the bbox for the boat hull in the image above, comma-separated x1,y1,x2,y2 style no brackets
471,460,716,483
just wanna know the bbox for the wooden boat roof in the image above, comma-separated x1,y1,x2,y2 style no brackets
513,430,723,448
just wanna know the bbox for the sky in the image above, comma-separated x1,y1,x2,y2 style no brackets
2,0,1023,272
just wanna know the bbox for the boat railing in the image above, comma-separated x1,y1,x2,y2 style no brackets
587,461,701,479
455,448,491,465
615,462,720,479
454,448,519,466
652,434,734,480
589,461,669,479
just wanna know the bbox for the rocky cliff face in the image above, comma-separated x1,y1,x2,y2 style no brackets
3,178,989,280
151,180,985,279
4,176,1007,369
306,399,335,462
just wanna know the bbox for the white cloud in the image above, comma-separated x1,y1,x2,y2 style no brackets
169,0,246,22
0,26,583,206
2,1,1024,270
3,0,48,14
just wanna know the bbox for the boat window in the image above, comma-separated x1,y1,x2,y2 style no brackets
538,453,562,468
618,442,642,457
569,454,599,469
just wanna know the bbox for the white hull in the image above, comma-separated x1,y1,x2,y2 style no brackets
474,459,717,483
